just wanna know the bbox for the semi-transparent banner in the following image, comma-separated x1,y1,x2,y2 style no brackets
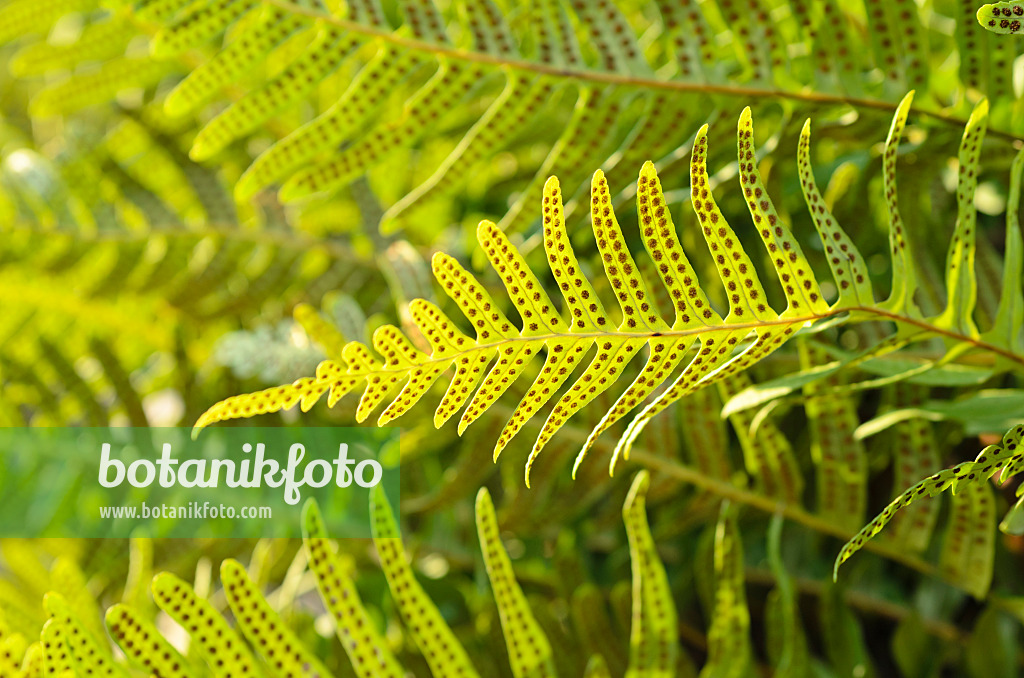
0,427,400,537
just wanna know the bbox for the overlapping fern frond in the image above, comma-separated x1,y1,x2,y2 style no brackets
3,0,1022,237
196,103,1024,492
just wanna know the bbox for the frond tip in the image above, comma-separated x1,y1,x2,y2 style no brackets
977,2,1024,33
834,422,1024,591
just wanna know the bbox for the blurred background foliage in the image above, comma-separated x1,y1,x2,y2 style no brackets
0,0,1023,675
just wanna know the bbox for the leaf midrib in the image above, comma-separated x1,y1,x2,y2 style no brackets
331,306,1024,380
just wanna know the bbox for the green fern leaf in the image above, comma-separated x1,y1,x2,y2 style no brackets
220,558,336,677
302,499,404,677
977,2,1024,33
44,592,128,677
940,480,996,599
700,503,752,678
369,487,479,677
0,633,27,676
475,488,558,678
879,91,920,315
623,471,678,677
835,422,1024,582
885,385,942,551
800,340,867,530
797,120,874,308
985,147,1024,353
151,572,260,677
39,617,72,676
934,98,989,336
105,604,191,678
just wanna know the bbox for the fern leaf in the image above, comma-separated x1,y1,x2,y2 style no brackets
44,592,128,677
302,500,404,677
879,91,919,315
939,480,996,599
985,147,1024,353
370,486,479,677
196,116,837,480
935,98,988,336
700,503,752,678
835,422,1024,581
797,120,874,308
0,633,27,675
164,5,311,116
719,372,804,504
220,558,336,677
105,604,191,678
764,517,810,678
29,57,171,117
623,471,678,677
977,1,1024,33
231,43,420,195
611,119,810,471
885,385,942,551
39,618,72,676
151,572,260,676
151,0,261,57
475,488,557,678
800,340,867,530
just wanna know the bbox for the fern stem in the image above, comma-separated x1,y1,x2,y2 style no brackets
321,306,1024,383
264,0,1024,143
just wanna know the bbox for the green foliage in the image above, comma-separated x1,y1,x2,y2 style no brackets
3,0,1024,674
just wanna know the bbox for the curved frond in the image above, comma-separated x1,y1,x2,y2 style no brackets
835,422,1024,587
475,488,557,678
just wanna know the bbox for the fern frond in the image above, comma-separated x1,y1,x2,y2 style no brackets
885,385,942,551
700,503,752,678
800,341,867,531
151,572,260,676
197,102,1024,486
835,422,1024,588
475,488,557,678
623,471,679,676
105,604,191,678
302,500,404,677
43,592,128,677
220,558,337,677
369,487,478,677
